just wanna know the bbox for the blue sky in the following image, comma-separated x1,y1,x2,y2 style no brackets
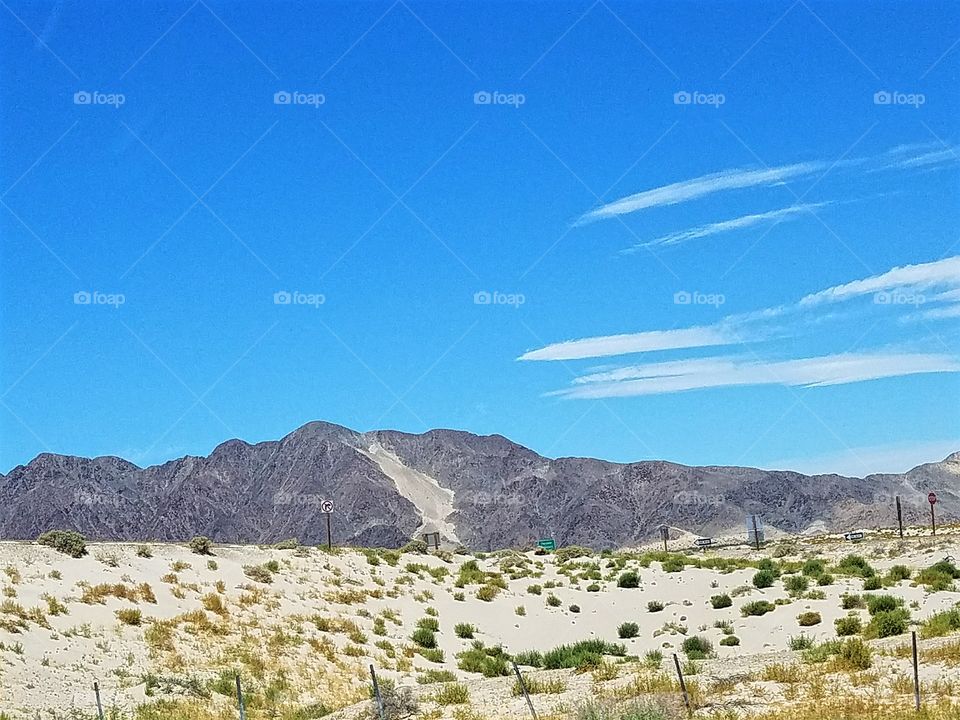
2,0,959,476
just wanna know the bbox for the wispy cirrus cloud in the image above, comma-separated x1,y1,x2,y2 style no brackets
624,202,829,251
517,326,734,361
576,162,824,224
550,352,960,399
797,256,960,308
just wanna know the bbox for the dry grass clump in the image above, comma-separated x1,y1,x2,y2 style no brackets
80,582,153,604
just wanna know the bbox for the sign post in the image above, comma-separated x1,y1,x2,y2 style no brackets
896,495,904,539
320,499,334,550
928,492,938,536
537,538,556,552
659,525,669,552
423,532,441,550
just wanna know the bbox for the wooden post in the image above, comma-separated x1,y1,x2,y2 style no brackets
94,682,105,720
912,630,921,710
235,674,247,720
672,653,691,714
512,661,539,720
370,664,386,720
896,496,904,539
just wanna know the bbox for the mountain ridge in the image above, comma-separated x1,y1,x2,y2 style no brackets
1,420,957,550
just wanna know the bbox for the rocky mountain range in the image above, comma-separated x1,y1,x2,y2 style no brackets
1,421,958,549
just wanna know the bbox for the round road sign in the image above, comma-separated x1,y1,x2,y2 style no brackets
320,499,334,513
928,492,938,505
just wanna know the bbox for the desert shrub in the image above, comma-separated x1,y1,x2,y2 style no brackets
456,642,511,677
264,559,280,573
797,611,821,627
784,575,810,595
802,559,826,576
431,683,469,705
920,607,960,638
542,639,625,669
661,556,685,573
863,576,882,591
835,615,862,636
546,594,562,607
788,634,814,650
752,569,776,589
866,594,902,615
37,531,86,558
570,700,671,720
681,635,714,659
418,647,445,663
365,681,418,720
617,571,640,589
710,594,732,609
865,609,910,639
841,593,865,610
916,560,960,591
400,539,428,554
817,573,834,586
513,676,567,695
618,622,639,639
513,649,543,667
834,637,872,670
569,604,581,613
417,617,440,632
887,564,911,582
720,635,740,646
411,627,437,648
527,584,543,595
454,623,475,639
417,669,456,684
136,545,153,558
243,565,273,583
647,600,664,612
555,546,593,563
476,584,500,602
836,555,875,578
741,600,775,617
273,538,299,550
188,536,213,555
116,608,142,626
587,583,601,592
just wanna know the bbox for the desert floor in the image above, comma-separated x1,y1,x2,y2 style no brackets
4,528,960,719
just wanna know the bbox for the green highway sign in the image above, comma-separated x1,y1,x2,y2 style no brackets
537,538,556,551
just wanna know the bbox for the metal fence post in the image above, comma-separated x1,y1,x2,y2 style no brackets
370,664,387,720
235,674,247,720
512,661,539,720
672,653,691,714
93,682,105,720
912,630,921,711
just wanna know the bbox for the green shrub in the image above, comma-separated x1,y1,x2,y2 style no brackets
527,584,543,595
417,617,440,632
586,583,601,592
741,600,775,617
417,669,457,684
863,576,882,591
841,593,865,610
865,609,910,639
618,622,639,639
569,604,581,613
866,594,902,616
647,600,664,612
835,637,872,670
541,639,626,669
887,565,911,582
454,623,475,639
411,628,437,648
836,555,875,578
546,594,562,607
431,683,469,705
784,575,810,595
752,569,776,589
242,565,273,583
264,559,280,573
512,649,543,667
802,559,826,576
136,545,153,558
719,635,740,647
188,536,214,555
835,615,862,636
418,647,445,663
797,611,821,627
456,642,511,677
116,608,142,626
710,594,732,609
617,571,640,589
37,531,86,558
916,560,960,591
817,573,834,586
681,635,714,659
788,634,814,650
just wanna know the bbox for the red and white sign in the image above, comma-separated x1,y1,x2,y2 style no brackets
928,492,938,505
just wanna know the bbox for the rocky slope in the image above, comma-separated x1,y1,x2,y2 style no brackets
1,421,957,549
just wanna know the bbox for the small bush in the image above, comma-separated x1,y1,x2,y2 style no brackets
586,583,601,592
411,627,437,648
866,594,902,616
789,634,814,650
710,594,732,609
546,594,562,607
527,584,543,595
817,573,834,586
37,531,86,558
136,545,153,558
647,600,664,613
618,622,640,639
920,608,960,639
784,575,810,595
116,609,142,626
432,683,469,705
681,635,714,659
741,600,775,617
802,559,826,576
264,559,280,573
243,565,273,584
720,635,740,646
887,565,911,582
835,615,862,636
454,623,475,639
617,571,640,589
797,611,821,627
541,639,625,669
865,609,910,639
836,555,875,578
835,637,871,670
417,617,440,632
863,576,882,591
841,593,865,610
417,669,456,684
752,569,776,589
188,536,214,555
569,604,581,613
